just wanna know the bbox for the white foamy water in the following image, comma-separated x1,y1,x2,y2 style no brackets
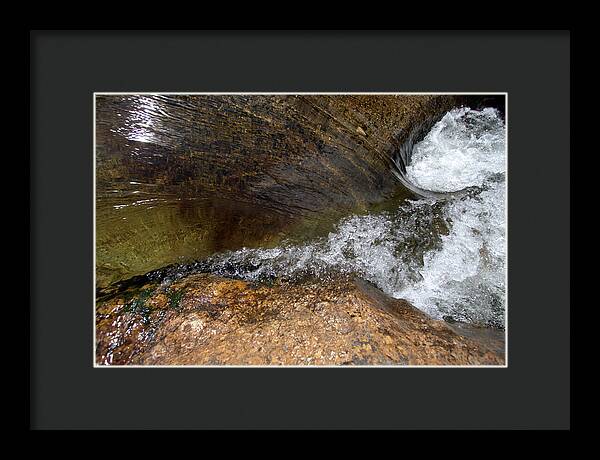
397,180,506,325
202,107,506,327
406,107,506,192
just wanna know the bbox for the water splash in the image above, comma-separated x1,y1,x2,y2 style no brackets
398,180,506,326
406,107,506,192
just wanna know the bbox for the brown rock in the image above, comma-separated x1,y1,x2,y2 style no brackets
96,273,504,366
95,94,474,287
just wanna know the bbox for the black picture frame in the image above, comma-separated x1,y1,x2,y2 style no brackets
30,30,570,430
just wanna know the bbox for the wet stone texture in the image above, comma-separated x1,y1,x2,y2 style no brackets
96,95,473,287
96,273,504,366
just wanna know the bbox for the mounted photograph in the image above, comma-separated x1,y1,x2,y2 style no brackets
94,93,507,366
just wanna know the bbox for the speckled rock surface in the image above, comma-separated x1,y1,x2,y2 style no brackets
96,273,504,366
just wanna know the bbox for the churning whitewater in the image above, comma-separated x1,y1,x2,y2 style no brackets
195,107,506,328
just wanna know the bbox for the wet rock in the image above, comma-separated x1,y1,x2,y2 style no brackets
95,95,473,286
96,273,504,366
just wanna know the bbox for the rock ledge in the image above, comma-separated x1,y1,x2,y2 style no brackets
96,273,505,366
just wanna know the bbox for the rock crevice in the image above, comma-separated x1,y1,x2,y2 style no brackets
96,95,472,286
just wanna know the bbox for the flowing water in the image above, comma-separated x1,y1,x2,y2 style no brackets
175,107,508,328
98,105,506,329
